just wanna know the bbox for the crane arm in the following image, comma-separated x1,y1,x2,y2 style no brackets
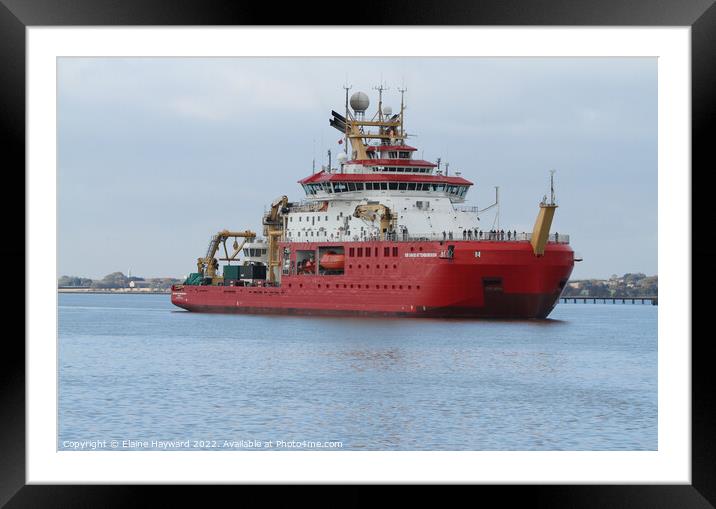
199,230,256,277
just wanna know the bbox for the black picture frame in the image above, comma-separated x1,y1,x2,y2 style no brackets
2,0,709,505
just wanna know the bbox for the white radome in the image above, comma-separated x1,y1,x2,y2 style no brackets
382,105,392,116
350,91,370,113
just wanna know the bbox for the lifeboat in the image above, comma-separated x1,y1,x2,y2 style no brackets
319,251,345,270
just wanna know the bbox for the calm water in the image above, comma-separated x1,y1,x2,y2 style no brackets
58,294,657,451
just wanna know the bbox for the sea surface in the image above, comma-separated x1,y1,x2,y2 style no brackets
58,293,657,451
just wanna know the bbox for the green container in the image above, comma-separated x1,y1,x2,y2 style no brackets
223,265,241,280
183,273,203,286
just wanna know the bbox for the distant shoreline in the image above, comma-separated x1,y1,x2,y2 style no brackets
58,288,170,294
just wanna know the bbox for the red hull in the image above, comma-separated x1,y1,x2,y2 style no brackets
171,240,574,319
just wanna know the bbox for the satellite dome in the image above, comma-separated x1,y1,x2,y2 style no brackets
350,91,370,113
337,153,348,163
382,105,392,116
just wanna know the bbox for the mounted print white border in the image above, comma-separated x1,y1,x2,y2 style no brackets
27,26,690,483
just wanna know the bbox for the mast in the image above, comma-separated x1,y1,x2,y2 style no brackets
343,83,351,155
398,87,407,138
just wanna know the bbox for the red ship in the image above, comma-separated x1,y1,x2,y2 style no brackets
171,87,576,319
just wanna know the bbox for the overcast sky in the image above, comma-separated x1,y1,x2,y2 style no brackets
57,57,656,280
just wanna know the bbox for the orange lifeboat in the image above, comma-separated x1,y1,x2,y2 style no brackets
319,251,345,270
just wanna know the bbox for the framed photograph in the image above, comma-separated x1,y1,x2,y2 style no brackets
5,0,710,505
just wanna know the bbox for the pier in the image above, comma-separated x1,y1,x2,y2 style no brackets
560,296,657,305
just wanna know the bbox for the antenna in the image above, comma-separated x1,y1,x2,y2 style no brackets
436,157,441,169
373,81,389,123
398,86,407,138
343,83,351,154
549,169,556,205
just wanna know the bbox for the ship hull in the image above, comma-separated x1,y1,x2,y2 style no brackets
171,240,574,319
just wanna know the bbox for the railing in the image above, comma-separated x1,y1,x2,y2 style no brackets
282,231,570,244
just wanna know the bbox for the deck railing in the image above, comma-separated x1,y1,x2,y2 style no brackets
283,231,570,244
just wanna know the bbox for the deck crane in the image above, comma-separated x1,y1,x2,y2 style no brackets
263,195,289,284
197,230,256,281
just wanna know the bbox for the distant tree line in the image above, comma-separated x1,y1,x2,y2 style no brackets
562,273,657,298
58,272,181,290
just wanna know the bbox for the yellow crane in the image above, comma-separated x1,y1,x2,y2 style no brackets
353,203,393,239
197,230,256,281
263,196,289,284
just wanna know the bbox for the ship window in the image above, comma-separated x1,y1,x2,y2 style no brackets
408,183,416,190
347,183,356,191
297,232,301,237
396,167,404,172
299,216,302,222
399,151,410,158
398,183,407,190
389,182,398,190
357,247,363,257
317,216,320,221
384,247,390,256
380,182,388,190
366,183,373,190
349,247,354,257
355,183,364,190
375,247,378,257
389,151,397,158
392,246,398,257
365,249,371,258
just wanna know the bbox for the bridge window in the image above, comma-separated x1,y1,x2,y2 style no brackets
408,183,416,190
365,183,373,190
399,151,410,158
355,183,364,191
389,182,398,190
398,183,407,190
